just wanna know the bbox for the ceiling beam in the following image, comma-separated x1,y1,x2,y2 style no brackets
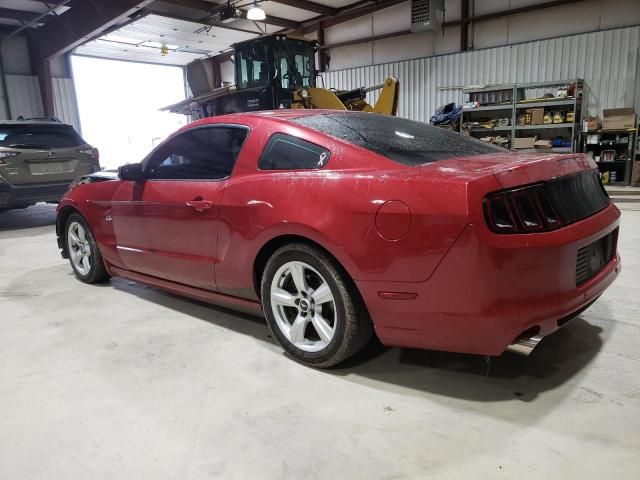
254,14,298,30
148,10,261,34
0,7,40,23
269,0,336,16
29,0,154,60
159,0,299,30
320,29,411,49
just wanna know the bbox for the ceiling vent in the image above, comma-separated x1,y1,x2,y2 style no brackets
411,0,444,32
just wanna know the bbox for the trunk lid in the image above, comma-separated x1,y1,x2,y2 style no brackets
426,152,595,189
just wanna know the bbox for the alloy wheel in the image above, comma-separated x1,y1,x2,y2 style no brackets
67,221,92,276
270,260,337,352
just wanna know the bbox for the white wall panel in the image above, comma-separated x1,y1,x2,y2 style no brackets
327,0,640,72
372,1,410,36
600,0,640,28
1,36,32,75
373,32,434,65
323,26,640,123
5,75,44,120
329,43,373,71
325,15,372,45
52,78,81,132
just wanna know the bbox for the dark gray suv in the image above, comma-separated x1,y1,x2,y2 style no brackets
0,120,99,210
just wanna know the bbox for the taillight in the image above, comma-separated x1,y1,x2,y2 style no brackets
79,147,100,171
0,151,19,165
484,183,563,234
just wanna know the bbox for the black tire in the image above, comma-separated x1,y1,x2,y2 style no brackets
65,213,110,284
261,243,373,368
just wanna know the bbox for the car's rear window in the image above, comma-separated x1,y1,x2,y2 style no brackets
291,112,504,166
0,124,86,149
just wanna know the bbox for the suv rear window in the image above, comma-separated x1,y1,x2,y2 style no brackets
0,124,86,149
291,112,504,166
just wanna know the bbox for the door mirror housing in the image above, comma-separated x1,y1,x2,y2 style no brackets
118,163,144,182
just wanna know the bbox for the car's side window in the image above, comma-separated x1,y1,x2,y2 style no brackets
258,133,330,170
146,126,248,180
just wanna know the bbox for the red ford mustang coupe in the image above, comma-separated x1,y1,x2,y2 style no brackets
56,111,621,367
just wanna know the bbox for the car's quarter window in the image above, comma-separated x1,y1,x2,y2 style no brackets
258,133,330,170
145,126,248,180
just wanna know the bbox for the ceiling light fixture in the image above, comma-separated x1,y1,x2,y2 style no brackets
247,1,266,21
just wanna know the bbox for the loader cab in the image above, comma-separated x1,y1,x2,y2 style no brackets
234,35,318,109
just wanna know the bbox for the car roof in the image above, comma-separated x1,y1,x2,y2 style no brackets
186,110,370,129
0,120,74,127
231,109,340,120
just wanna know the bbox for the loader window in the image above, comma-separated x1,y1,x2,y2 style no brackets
235,45,269,89
275,40,315,89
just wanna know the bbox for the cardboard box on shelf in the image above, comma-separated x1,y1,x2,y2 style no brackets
513,136,537,149
602,108,636,130
526,108,544,125
534,139,553,148
583,116,600,131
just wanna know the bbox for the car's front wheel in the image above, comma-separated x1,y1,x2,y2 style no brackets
261,243,373,368
65,213,110,284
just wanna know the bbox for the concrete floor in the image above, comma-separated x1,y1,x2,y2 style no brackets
1,203,639,480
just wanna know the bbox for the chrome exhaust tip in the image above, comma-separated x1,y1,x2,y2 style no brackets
506,334,544,356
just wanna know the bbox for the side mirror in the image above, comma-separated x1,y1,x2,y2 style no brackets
118,163,144,182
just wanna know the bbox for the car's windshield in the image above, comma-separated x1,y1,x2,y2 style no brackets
0,124,86,149
292,112,505,166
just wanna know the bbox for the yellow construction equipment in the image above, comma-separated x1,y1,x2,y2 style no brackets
163,34,399,117
292,77,399,114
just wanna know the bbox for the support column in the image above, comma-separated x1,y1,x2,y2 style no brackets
461,0,470,52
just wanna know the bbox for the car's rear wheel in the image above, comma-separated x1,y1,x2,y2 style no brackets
65,213,109,284
261,243,373,368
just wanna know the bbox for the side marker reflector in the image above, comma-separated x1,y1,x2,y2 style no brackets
378,291,418,300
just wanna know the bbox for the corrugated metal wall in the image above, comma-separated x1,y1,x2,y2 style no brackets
0,75,80,131
323,26,640,123
5,75,44,120
52,77,81,132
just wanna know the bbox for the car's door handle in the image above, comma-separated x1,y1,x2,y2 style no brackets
186,199,214,213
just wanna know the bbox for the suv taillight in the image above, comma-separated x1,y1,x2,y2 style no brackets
79,147,100,171
484,183,563,234
0,151,19,164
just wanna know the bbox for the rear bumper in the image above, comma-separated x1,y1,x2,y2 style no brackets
0,180,70,208
358,204,621,356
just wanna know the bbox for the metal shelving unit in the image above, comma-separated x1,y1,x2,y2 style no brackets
579,127,637,186
515,123,575,130
462,105,512,112
515,99,575,108
460,79,586,152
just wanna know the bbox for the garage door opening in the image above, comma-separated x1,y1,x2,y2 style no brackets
71,56,188,170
